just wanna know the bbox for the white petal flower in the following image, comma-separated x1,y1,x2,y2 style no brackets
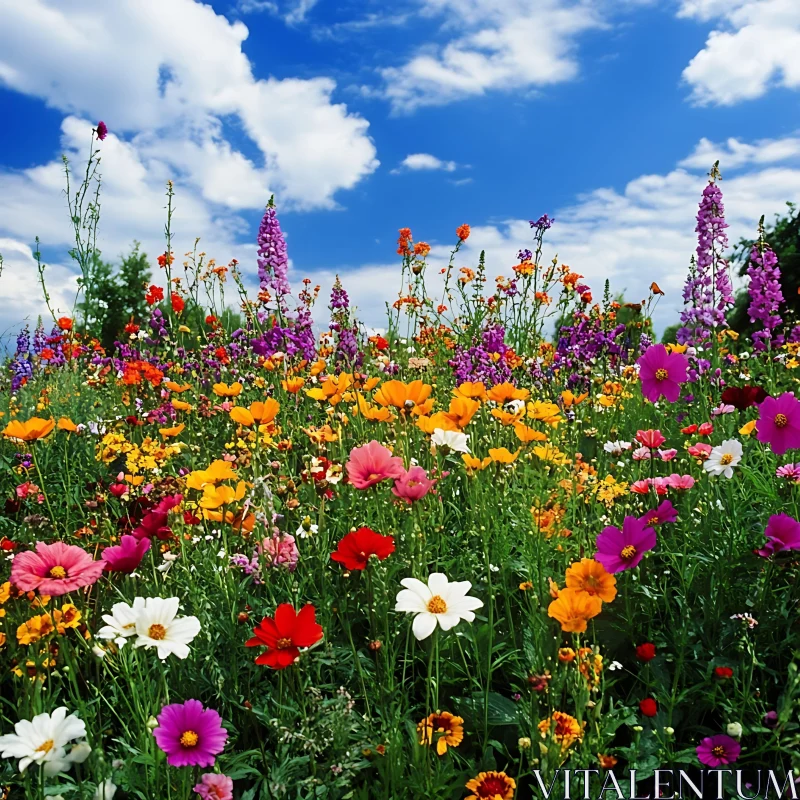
431,429,470,454
97,598,146,648
395,572,483,640
703,439,743,479
94,779,117,799
133,597,201,660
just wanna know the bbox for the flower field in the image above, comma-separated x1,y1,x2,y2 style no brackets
2,127,800,800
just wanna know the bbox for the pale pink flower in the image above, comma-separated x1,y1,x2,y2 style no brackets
658,449,678,461
632,447,652,461
258,534,299,572
391,466,436,503
666,474,695,490
193,773,234,799
11,542,105,596
345,441,405,490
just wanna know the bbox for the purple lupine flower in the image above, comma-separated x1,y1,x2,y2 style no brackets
449,323,513,387
747,240,784,352
529,214,553,231
329,276,361,369
257,199,291,312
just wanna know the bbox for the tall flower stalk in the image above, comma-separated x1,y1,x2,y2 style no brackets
747,216,784,353
256,197,291,318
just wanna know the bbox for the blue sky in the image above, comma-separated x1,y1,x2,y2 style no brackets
1,0,799,336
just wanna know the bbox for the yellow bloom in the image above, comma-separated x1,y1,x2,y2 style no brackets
417,711,464,755
489,447,519,464
171,399,193,412
198,480,248,509
739,419,757,436
186,460,238,490
165,381,192,393
454,381,488,402
3,417,55,441
17,613,55,645
462,454,492,473
213,382,243,397
159,423,185,438
53,604,82,634
533,445,569,464
514,423,548,443
527,401,561,426
538,711,585,751
281,377,306,393
547,588,602,633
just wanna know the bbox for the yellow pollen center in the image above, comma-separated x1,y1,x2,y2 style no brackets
427,595,447,614
179,730,199,747
49,566,67,579
711,745,725,757
368,473,380,482
654,368,668,381
275,637,293,649
147,623,167,640
775,413,788,429
719,454,733,465
35,739,55,754
620,545,637,560
585,576,598,587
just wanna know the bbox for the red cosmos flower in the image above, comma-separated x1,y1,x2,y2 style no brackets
157,251,174,268
714,666,734,679
698,422,714,436
636,642,656,662
146,285,164,305
331,527,395,571
57,317,73,331
639,698,658,717
171,292,185,313
681,423,698,435
635,429,666,449
721,384,767,411
0,537,18,551
124,322,140,334
246,604,323,669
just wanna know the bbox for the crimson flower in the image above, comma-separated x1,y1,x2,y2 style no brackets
639,698,657,717
636,643,656,662
246,604,323,669
714,666,733,679
721,384,767,411
331,527,395,571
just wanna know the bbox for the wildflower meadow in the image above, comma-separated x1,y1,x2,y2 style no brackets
3,123,800,800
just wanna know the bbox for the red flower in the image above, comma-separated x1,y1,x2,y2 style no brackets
0,537,18,551
636,642,656,662
456,223,470,241
157,251,174,268
246,604,323,669
331,527,395,571
714,666,734,679
124,322,140,334
171,292,185,313
183,510,202,526
146,285,164,305
205,315,218,327
639,698,657,717
698,422,714,436
57,317,73,331
721,384,767,411
40,348,55,360
680,424,698,435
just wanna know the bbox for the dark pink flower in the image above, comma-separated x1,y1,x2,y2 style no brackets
637,344,688,403
756,513,800,558
391,466,436,503
687,442,712,459
11,541,105,596
96,121,108,140
636,429,666,448
595,516,657,573
102,534,151,573
641,500,678,526
696,734,740,767
756,393,800,455
153,699,228,767
345,441,405,490
133,494,183,540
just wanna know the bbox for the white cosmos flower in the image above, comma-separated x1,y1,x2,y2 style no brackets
603,440,631,455
431,429,470,454
703,439,743,479
97,598,146,648
0,707,88,775
395,572,483,640
133,597,201,660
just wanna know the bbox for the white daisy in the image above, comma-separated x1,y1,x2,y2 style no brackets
133,597,201,660
603,440,631,455
431,429,470,454
703,438,743,479
97,598,146,648
0,707,88,775
395,572,483,640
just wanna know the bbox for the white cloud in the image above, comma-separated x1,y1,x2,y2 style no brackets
0,0,378,209
680,0,800,105
236,0,319,25
392,153,458,173
680,135,800,169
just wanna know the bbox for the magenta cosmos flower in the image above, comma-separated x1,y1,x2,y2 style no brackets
95,121,108,140
595,516,656,573
637,344,688,403
696,734,741,767
756,393,800,455
11,541,105,596
756,513,800,558
153,700,228,767
194,773,233,799
345,440,405,490
391,466,436,503
102,534,151,573
641,499,678,526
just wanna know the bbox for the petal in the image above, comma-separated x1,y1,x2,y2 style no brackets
412,612,437,641
399,578,432,602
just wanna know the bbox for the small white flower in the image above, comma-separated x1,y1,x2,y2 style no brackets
726,722,743,739
703,439,743,479
94,779,117,799
608,661,623,671
395,572,483,640
296,517,319,539
91,645,107,659
133,597,201,660
431,428,470,454
505,399,526,415
97,598,146,648
603,440,631,455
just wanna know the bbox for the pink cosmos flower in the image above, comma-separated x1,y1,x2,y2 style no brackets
345,441,405,490
391,466,436,503
756,513,800,558
698,422,714,436
636,429,666,449
696,734,740,767
11,541,105,596
641,500,678,526
637,344,688,403
595,516,657,573
651,477,669,495
153,700,228,767
658,448,678,461
630,480,652,495
776,463,800,482
666,474,695,490
194,773,234,800
711,404,735,416
756,393,800,456
258,533,299,571
102,534,151,573
687,442,712,459
632,447,652,461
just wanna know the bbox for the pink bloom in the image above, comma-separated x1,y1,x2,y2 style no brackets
154,699,228,768
95,120,108,140
194,773,234,800
102,534,151,573
698,422,714,436
11,541,105,596
658,448,678,461
651,477,669,496
776,463,800,482
641,500,678,526
756,513,800,558
631,447,651,461
595,516,657,573
258,533,299,571
696,734,740,767
630,480,651,494
756,393,800,456
711,404,735,416
636,429,666,449
345,441,405,490
687,442,712,459
133,494,183,540
666,473,695,490
391,466,436,503
637,344,688,403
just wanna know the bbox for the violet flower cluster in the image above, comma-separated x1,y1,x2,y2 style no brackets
554,313,626,391
256,201,291,312
449,323,512,387
746,243,784,352
329,277,361,369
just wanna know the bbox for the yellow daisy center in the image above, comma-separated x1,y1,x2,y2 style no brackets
719,454,733,466
180,730,199,747
654,368,668,381
711,745,725,757
774,413,788,429
147,623,167,640
35,739,55,754
49,566,67,579
275,637,293,649
427,595,448,614
620,545,637,560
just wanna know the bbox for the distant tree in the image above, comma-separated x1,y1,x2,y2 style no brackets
661,323,679,344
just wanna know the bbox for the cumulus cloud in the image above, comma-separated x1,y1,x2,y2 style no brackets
680,135,800,169
391,153,458,173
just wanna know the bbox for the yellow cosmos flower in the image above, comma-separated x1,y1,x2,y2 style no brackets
198,480,248,509
213,382,243,397
489,447,520,464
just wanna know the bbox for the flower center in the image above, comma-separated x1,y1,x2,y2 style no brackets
711,745,725,758
180,730,199,747
49,565,67,579
367,473,380,482
35,739,55,754
775,413,788,429
650,516,659,524
719,454,734,466
477,776,509,797
654,368,668,381
585,575,599,588
427,595,448,614
147,623,167,640
275,637,293,649
620,545,637,561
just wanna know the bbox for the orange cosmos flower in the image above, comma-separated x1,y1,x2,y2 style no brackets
547,588,602,633
565,559,617,603
158,423,185,438
444,396,479,428
489,447,519,464
3,417,55,442
302,424,338,443
465,771,516,800
171,399,192,412
538,711,584,751
561,390,589,407
374,379,433,414
57,317,73,331
417,711,464,755
417,412,460,434
527,401,562,426
462,454,492,473
356,396,395,422
212,382,243,397
487,382,529,404
57,417,78,432
454,381,488,402
456,223,470,241
230,399,280,428
281,377,306,393
513,423,547,443
198,480,248,509
164,381,192,393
